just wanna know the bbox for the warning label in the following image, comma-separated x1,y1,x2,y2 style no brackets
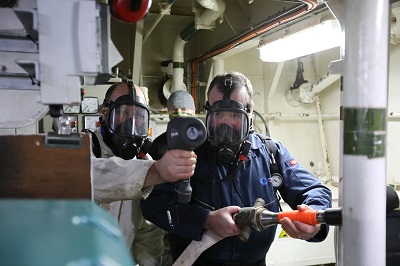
279,229,290,238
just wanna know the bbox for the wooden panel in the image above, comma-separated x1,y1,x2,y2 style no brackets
0,133,91,198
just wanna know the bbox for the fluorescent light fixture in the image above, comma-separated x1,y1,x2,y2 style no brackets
259,18,341,62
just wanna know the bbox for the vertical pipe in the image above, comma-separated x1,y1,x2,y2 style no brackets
172,35,187,92
343,1,389,265
132,20,144,84
314,95,332,182
325,0,345,264
205,58,224,106
173,0,226,93
213,58,224,77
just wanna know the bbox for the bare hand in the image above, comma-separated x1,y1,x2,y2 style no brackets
155,149,197,182
279,205,321,240
203,206,241,238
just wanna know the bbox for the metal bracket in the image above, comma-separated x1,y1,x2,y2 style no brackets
45,132,82,149
14,8,38,40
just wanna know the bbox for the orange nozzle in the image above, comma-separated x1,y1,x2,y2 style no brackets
278,210,318,225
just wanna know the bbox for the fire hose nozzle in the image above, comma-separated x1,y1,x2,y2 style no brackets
235,198,342,242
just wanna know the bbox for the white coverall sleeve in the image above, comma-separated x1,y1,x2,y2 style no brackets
92,156,155,203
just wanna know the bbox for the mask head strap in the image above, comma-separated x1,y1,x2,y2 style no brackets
223,75,232,107
102,82,120,108
127,80,137,102
103,81,145,108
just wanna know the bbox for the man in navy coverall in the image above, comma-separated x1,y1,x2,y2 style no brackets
141,71,332,266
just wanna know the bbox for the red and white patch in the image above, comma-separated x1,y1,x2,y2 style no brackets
290,160,298,166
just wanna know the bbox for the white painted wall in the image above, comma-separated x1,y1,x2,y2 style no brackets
387,44,400,185
221,47,340,184
219,43,400,188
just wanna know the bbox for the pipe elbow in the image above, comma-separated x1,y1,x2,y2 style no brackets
197,0,226,12
391,7,400,42
195,0,226,29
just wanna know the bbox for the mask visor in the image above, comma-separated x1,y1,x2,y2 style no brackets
206,110,249,145
109,104,149,137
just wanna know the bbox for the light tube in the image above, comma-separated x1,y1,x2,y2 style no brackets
259,19,341,62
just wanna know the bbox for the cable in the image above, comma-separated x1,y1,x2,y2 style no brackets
253,109,270,137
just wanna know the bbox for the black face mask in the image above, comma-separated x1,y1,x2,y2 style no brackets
101,81,151,160
205,75,251,164
213,124,241,143
109,119,144,160
210,124,242,164
212,143,242,164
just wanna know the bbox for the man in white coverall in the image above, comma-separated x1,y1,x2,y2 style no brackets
91,81,197,265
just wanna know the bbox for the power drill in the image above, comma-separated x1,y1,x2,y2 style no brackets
167,116,206,203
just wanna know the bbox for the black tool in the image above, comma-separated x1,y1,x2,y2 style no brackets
167,116,206,203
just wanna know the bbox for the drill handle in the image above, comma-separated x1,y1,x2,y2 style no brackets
175,178,192,203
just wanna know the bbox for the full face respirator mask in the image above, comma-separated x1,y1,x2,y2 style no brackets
205,76,250,164
102,82,150,160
